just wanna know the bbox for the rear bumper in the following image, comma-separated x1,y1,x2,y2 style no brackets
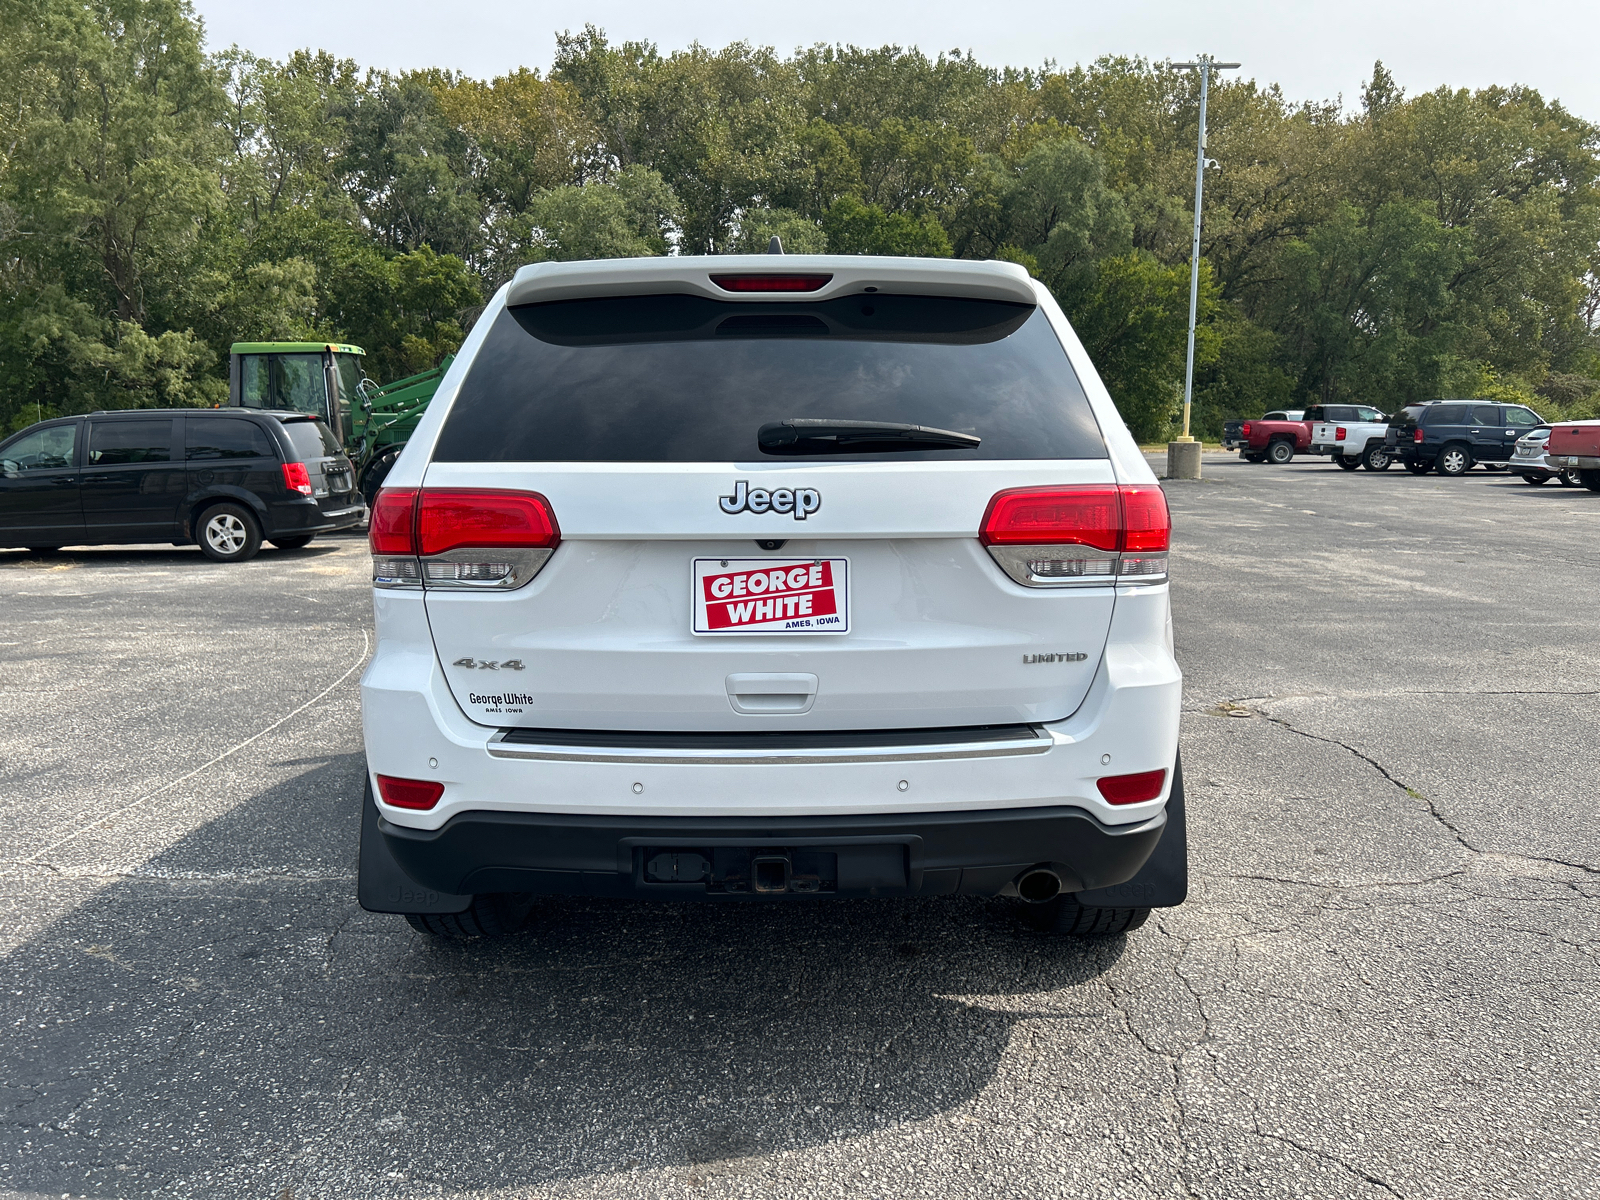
375,802,1167,902
267,496,366,536
1555,454,1600,470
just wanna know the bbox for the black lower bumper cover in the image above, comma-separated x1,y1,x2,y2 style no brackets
358,761,1189,913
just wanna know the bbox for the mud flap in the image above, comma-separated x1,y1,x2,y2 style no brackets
357,775,472,914
1073,751,1188,909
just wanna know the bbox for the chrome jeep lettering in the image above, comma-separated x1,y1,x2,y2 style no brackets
718,481,822,520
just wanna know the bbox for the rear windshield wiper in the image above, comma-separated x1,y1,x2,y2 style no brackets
758,419,981,455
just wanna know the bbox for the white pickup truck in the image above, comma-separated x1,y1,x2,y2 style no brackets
1305,404,1393,471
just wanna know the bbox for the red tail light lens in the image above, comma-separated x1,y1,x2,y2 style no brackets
709,274,832,293
1413,428,1424,443
1241,422,1252,438
980,486,1122,551
281,462,313,496
1118,485,1171,553
1335,426,1347,442
1097,769,1167,805
376,774,444,810
416,490,560,556
369,488,419,554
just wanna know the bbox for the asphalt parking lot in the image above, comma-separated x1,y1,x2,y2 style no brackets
2,454,1597,1200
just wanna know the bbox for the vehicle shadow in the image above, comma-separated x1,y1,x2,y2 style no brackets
0,542,347,568
2,755,1128,1196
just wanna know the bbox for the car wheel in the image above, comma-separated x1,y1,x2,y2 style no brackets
1404,458,1432,475
1267,440,1294,465
1559,468,1582,487
1336,454,1361,470
197,503,262,563
1025,896,1152,936
1362,446,1392,471
1436,444,1472,476
269,535,315,550
404,893,536,938
1243,453,1266,463
1581,469,1600,493
1522,473,1550,485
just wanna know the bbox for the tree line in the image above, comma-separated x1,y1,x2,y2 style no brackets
3,0,1598,441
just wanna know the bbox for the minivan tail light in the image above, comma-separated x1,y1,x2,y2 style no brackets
980,485,1170,586
372,488,559,591
281,461,313,496
709,274,831,293
376,774,444,810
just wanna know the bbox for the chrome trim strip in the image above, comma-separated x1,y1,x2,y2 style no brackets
485,729,1055,766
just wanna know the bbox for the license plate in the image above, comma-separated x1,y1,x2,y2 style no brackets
692,558,849,635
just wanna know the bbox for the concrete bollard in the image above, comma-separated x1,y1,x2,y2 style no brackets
1166,439,1202,480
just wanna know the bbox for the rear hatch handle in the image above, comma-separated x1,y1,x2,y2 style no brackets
726,672,818,715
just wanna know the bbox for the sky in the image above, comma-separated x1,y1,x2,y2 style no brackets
192,0,1600,121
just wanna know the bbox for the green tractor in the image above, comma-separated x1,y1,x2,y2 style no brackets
227,341,453,505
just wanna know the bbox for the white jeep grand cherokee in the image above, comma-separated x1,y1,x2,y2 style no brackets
357,255,1186,938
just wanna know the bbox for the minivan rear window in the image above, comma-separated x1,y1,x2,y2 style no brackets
281,417,341,459
434,294,1107,462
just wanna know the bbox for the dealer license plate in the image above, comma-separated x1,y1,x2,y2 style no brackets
692,558,849,635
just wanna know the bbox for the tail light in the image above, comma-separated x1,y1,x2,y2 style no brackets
370,488,559,591
1413,428,1424,443
376,774,444,810
1097,769,1167,805
980,485,1170,586
281,462,313,496
1241,422,1252,438
1335,426,1347,442
709,274,831,293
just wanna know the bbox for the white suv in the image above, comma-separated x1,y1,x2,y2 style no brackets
357,255,1186,938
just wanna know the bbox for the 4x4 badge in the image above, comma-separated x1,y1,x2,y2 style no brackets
718,480,821,520
453,657,525,671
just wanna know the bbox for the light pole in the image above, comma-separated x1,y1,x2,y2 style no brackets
1166,55,1239,480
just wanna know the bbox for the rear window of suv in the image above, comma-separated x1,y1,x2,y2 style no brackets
434,294,1107,462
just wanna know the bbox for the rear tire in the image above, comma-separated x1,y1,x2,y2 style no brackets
361,448,403,509
1243,453,1266,463
1436,444,1472,476
1581,469,1600,492
404,893,536,939
1559,468,1582,487
1266,440,1295,465
197,503,262,563
269,534,315,550
1522,473,1550,485
1335,454,1361,470
1026,896,1152,937
1404,458,1432,475
1362,445,1392,471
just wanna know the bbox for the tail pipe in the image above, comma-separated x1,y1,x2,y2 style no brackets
1015,867,1064,904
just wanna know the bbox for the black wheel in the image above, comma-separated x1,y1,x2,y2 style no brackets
1581,469,1600,493
197,503,262,563
1436,444,1472,476
404,893,536,938
1522,473,1550,486
1243,453,1266,463
1403,458,1432,475
1335,454,1361,470
1559,468,1582,487
1266,440,1295,465
1362,445,1392,471
269,534,315,550
1026,896,1152,936
361,448,403,508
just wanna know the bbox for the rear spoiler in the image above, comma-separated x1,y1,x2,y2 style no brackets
505,255,1039,307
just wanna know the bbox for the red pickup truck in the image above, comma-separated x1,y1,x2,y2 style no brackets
1547,421,1600,491
1226,411,1312,464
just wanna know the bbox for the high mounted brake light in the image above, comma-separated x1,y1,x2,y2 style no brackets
980,486,1170,587
370,488,559,591
709,274,832,293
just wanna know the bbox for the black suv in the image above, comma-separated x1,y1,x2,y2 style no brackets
0,409,364,561
1384,400,1545,476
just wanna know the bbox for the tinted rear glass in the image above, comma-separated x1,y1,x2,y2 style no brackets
435,294,1106,462
186,417,273,460
1425,404,1468,424
280,417,341,459
89,418,173,465
1397,406,1427,423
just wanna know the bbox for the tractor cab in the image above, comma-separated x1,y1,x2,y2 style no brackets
228,342,368,448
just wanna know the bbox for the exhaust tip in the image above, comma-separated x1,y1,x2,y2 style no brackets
1017,868,1062,904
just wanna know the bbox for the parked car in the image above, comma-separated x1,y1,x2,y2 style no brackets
1233,412,1314,463
1547,420,1600,491
1222,411,1302,459
0,409,365,561
1383,400,1545,475
358,255,1187,940
1508,426,1584,487
1306,405,1392,470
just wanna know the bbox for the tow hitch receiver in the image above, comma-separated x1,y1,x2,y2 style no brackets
641,846,841,894
751,853,792,893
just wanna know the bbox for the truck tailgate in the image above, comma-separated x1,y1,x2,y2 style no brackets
1549,422,1600,458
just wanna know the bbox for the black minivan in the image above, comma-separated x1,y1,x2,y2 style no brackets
0,409,365,562
1384,400,1545,476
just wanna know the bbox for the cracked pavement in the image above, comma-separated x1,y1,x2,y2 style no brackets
1,455,1597,1199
